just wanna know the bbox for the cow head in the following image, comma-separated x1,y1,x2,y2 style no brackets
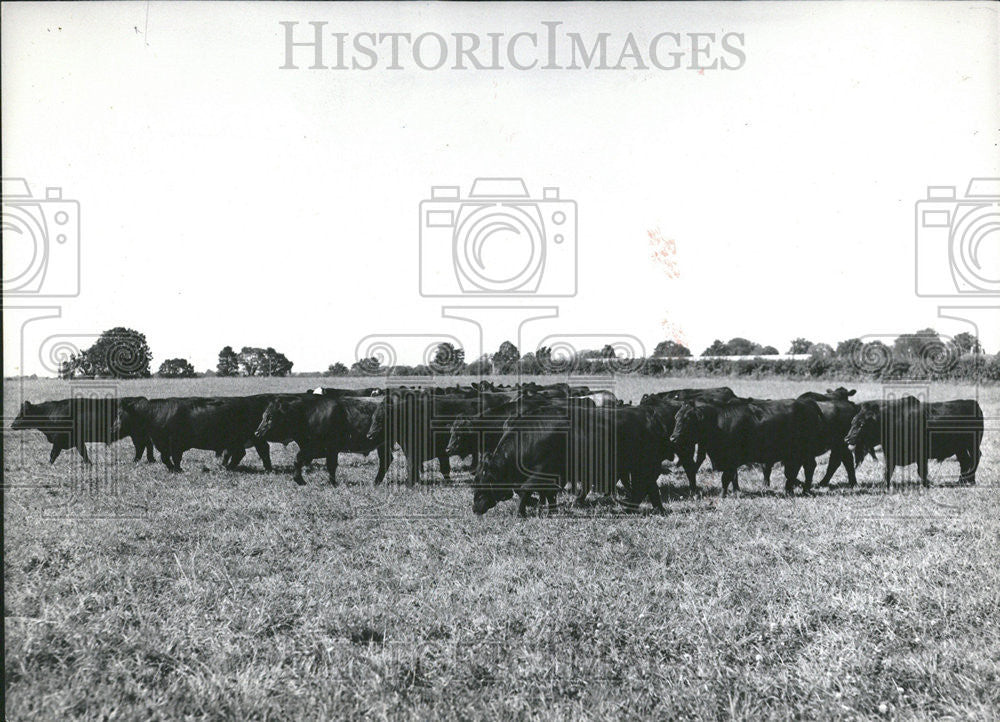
669,403,702,447
111,399,139,440
826,387,857,401
254,397,300,443
472,452,513,515
845,403,880,461
446,416,474,457
10,401,33,430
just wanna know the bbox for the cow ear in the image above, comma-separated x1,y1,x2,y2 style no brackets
848,389,856,397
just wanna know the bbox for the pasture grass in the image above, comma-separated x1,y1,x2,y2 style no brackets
4,376,999,719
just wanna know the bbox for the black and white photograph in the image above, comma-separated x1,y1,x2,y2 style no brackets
3,2,998,718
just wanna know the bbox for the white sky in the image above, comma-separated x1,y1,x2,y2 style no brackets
3,2,999,375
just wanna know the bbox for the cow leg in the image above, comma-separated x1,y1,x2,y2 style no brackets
818,449,837,487
373,445,388,485
171,449,184,472
721,469,735,498
156,443,173,470
226,448,247,470
145,440,156,463
680,454,699,495
75,438,92,465
918,456,929,488
470,450,479,470
762,463,773,487
438,455,451,483
783,463,800,496
644,473,665,513
958,448,977,485
49,443,63,464
884,462,895,489
325,453,339,486
842,448,858,487
801,457,816,494
292,450,311,485
130,436,145,463
255,442,272,472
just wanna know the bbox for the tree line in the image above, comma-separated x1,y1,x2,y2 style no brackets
56,328,294,379
51,326,995,382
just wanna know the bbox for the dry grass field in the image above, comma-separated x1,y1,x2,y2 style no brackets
4,375,999,719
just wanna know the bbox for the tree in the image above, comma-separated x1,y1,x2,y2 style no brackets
725,337,758,356
788,338,814,354
492,341,520,374
702,339,729,356
217,346,239,376
760,345,780,355
430,342,465,374
351,357,382,375
157,358,196,378
325,362,349,377
836,338,863,358
653,340,692,357
809,343,834,359
263,347,293,377
952,332,983,355
73,327,152,378
236,346,293,376
893,328,940,359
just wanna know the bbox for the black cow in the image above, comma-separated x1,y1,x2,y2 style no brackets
799,387,856,403
113,396,278,471
367,391,512,484
470,401,696,515
471,408,620,516
640,388,738,483
253,394,349,485
760,390,861,487
640,387,736,406
10,397,155,464
845,397,983,486
670,397,826,496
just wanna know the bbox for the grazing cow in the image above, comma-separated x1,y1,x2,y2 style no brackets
367,391,512,484
469,401,696,515
253,394,350,485
10,397,155,464
669,397,826,496
113,395,279,471
844,397,983,486
471,408,620,516
445,395,597,485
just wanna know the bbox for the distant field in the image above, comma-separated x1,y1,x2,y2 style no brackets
4,376,999,719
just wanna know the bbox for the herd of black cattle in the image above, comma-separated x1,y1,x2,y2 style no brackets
10,381,985,516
